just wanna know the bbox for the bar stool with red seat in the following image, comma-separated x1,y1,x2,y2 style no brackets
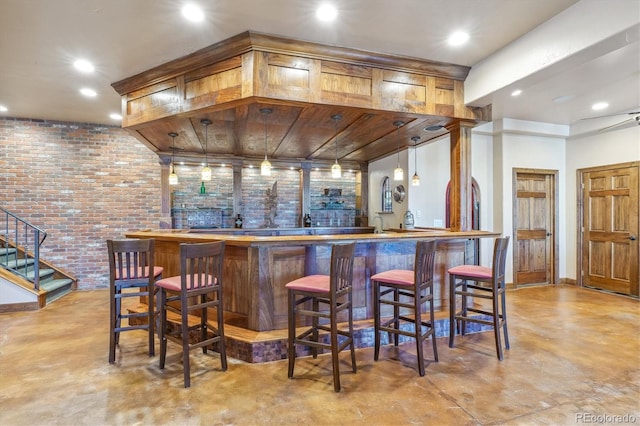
371,239,438,376
286,242,356,392
156,241,227,388
106,238,164,364
448,236,510,360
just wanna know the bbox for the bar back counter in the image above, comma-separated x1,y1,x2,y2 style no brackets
126,227,499,362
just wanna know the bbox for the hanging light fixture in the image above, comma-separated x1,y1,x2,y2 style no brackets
200,119,212,181
168,132,179,185
393,121,404,181
331,114,342,178
260,108,273,176
411,136,421,186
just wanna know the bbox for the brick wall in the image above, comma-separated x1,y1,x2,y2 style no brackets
169,166,358,229
0,117,162,290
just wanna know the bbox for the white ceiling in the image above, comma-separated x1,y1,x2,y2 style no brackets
1,0,638,130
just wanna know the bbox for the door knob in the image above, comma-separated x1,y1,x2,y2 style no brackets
546,232,551,236
630,236,637,241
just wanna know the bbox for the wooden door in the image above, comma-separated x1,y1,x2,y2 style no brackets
581,163,639,296
513,169,557,285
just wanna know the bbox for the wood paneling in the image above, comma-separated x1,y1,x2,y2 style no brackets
128,230,497,331
112,31,484,167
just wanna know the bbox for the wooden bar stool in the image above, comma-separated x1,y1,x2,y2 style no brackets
156,241,227,388
106,238,163,364
371,240,438,376
286,242,356,392
448,236,510,360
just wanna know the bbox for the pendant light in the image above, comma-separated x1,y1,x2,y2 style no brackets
331,114,342,178
411,136,421,186
200,119,212,181
393,121,404,181
168,132,179,185
260,108,272,176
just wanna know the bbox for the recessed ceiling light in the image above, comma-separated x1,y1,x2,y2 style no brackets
592,102,609,111
0,105,7,112
73,59,95,73
511,89,522,97
79,88,97,97
448,31,469,46
109,113,122,120
316,4,337,21
182,4,204,22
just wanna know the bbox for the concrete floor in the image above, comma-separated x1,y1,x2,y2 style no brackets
0,285,638,425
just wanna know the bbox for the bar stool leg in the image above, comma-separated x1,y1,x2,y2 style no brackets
159,289,168,369
392,288,400,346
373,280,381,361
502,288,510,350
449,274,456,348
414,291,425,377
287,291,296,379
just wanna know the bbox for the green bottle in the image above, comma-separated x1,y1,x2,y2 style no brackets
200,181,206,194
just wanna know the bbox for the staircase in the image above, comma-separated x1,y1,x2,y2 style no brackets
1,207,76,312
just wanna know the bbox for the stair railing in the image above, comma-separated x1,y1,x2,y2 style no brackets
1,207,47,290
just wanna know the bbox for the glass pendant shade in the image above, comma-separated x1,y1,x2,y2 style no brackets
411,135,420,186
393,121,404,181
260,108,273,177
261,157,272,176
168,132,179,185
331,161,342,178
169,164,178,185
201,165,212,181
200,119,212,181
331,114,342,179
394,166,404,181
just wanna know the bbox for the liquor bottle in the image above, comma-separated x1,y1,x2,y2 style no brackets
234,214,243,229
200,182,206,194
303,213,312,227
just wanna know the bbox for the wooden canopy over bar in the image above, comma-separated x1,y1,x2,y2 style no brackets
112,31,490,231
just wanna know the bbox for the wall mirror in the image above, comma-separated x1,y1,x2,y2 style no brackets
393,184,405,203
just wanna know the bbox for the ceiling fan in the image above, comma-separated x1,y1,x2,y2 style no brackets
580,109,640,132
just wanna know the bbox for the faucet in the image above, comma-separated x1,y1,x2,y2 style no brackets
371,214,384,233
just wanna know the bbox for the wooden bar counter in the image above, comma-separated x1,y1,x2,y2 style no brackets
126,228,499,333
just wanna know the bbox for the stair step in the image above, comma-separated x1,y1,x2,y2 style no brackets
42,278,73,303
0,247,17,256
3,258,35,269
26,268,55,281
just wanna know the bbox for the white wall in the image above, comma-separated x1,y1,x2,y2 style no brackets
0,277,37,304
369,119,638,284
368,149,408,230
564,124,640,279
408,135,450,228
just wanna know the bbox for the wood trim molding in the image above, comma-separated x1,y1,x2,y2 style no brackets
112,31,471,95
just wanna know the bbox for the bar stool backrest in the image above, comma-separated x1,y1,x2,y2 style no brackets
179,241,225,293
108,238,155,285
415,240,437,288
492,236,510,288
330,243,356,296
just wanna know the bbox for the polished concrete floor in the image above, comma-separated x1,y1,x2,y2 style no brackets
0,285,638,425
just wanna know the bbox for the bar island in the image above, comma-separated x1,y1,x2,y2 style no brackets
126,227,500,362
